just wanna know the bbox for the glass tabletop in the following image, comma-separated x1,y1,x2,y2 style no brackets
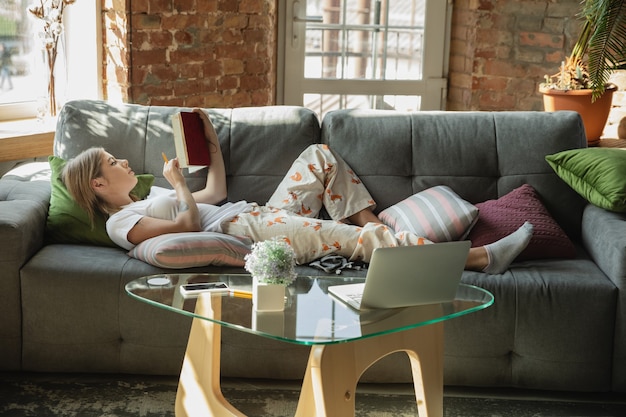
125,274,493,346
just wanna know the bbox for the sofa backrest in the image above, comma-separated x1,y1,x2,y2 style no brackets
54,100,321,206
321,109,588,237
56,101,588,238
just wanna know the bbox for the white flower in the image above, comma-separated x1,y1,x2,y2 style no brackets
50,21,64,36
47,7,61,21
29,0,75,48
244,238,297,286
28,0,75,116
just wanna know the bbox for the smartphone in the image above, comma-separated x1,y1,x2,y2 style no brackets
180,282,229,297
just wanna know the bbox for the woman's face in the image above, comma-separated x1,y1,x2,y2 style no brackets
96,151,138,193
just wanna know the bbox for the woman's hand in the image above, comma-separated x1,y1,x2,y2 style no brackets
191,109,228,204
162,156,201,229
162,157,186,189
127,156,201,246
193,108,219,153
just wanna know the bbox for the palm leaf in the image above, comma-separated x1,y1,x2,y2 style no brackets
580,0,626,99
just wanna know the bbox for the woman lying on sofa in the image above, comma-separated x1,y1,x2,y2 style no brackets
63,109,533,274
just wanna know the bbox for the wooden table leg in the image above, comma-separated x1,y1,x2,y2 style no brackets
294,322,444,417
175,293,246,417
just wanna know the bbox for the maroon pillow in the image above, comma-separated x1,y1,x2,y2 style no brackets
467,184,576,261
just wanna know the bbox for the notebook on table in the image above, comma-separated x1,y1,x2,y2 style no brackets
328,241,471,310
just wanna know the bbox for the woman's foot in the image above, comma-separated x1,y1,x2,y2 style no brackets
482,221,534,274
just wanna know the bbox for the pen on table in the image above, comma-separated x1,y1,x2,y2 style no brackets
161,152,169,163
230,289,253,299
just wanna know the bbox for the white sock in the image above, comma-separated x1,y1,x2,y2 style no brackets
483,222,533,274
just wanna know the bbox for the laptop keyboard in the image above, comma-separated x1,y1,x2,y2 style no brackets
347,293,363,303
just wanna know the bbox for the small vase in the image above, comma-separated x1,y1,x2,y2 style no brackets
252,310,285,336
252,278,286,312
42,35,67,118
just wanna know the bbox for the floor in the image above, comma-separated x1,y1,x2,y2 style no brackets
1,372,626,417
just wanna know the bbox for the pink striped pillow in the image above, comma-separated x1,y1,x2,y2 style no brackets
378,186,479,242
128,232,252,269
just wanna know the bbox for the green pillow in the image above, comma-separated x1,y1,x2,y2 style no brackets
546,148,626,212
46,155,155,247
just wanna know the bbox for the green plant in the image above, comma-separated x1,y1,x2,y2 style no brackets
541,0,626,100
542,56,590,91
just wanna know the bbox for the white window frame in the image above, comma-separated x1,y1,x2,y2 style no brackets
276,0,452,114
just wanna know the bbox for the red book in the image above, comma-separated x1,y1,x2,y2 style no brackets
171,111,211,173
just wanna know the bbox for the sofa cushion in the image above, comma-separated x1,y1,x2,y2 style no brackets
378,186,479,242
128,232,252,268
467,184,576,260
546,148,626,212
46,155,154,247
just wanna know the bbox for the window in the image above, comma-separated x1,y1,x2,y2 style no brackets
279,0,450,118
0,0,100,122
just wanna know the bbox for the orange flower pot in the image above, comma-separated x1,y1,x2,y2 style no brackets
540,84,617,146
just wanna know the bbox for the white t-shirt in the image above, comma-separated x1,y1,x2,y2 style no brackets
106,186,253,250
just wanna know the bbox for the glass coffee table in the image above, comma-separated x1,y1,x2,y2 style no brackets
126,273,493,417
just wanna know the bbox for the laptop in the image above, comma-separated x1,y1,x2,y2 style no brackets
328,241,471,310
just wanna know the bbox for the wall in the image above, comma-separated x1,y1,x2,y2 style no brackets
102,0,131,103
102,0,276,107
102,0,582,112
448,0,581,111
606,71,626,139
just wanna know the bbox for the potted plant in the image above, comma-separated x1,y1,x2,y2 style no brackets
244,237,297,312
539,0,626,146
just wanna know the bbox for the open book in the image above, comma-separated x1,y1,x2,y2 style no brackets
171,111,211,173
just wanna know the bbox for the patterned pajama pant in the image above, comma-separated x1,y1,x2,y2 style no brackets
222,145,430,264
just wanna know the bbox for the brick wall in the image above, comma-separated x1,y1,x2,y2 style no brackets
448,0,581,111
102,0,131,103
103,0,581,112
102,0,276,107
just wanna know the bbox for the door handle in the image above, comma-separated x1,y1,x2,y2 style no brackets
292,1,323,47
293,15,323,23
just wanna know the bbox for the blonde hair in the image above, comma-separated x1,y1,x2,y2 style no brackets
62,147,116,228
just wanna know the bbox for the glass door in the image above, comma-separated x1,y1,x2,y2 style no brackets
280,0,450,118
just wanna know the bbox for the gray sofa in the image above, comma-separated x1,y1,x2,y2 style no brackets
1,100,624,393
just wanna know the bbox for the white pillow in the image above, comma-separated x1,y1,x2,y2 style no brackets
128,232,252,269
378,186,479,242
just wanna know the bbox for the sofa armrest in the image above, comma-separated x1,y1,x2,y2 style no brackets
0,177,50,370
582,203,626,289
0,179,51,267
